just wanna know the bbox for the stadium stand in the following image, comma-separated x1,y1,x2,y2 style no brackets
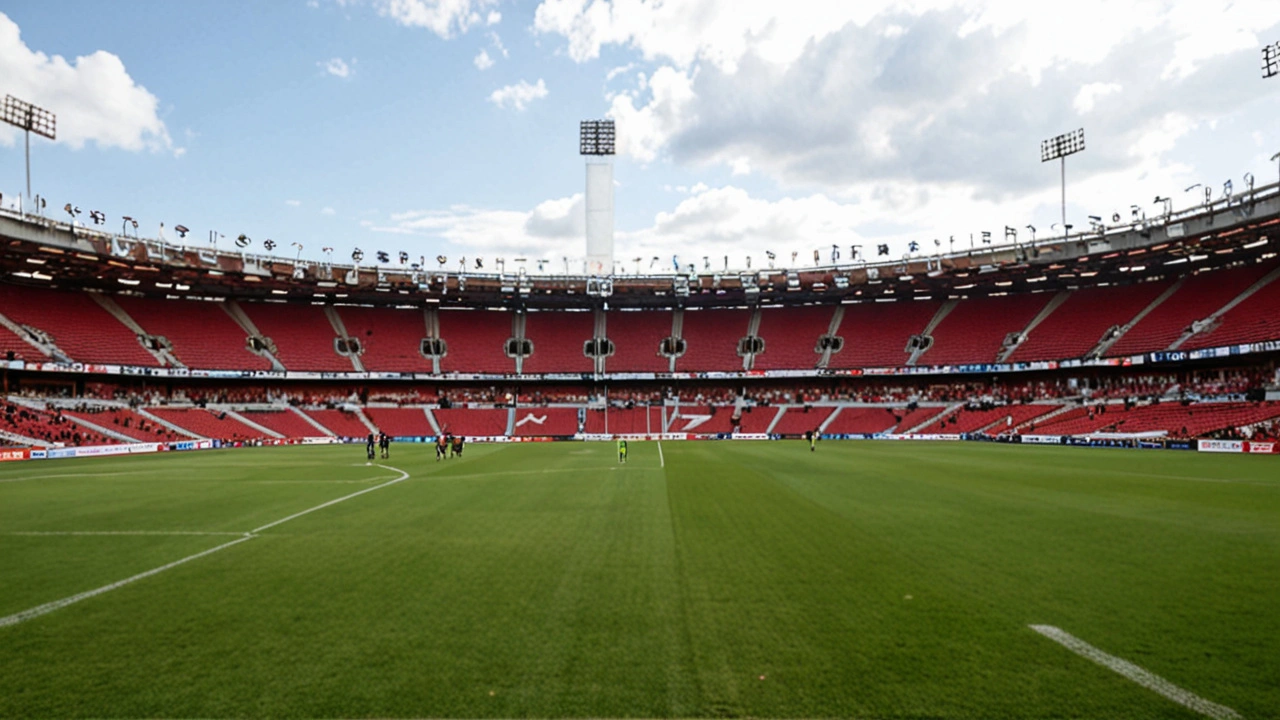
828,300,940,369
921,403,1058,434
433,408,509,437
61,407,185,443
239,303,351,372
0,285,159,367
605,310,673,373
363,407,433,436
677,309,753,372
0,330,31,362
336,306,433,373
512,407,580,436
582,407,663,435
2,403,116,446
892,406,947,432
920,294,1054,366
770,406,836,435
303,409,372,438
1107,261,1278,356
1032,401,1280,438
1181,273,1280,350
238,410,326,438
736,406,782,434
1007,282,1172,362
437,309,514,374
522,310,594,374
114,296,273,371
667,406,736,434
822,407,900,435
753,306,835,371
146,407,266,441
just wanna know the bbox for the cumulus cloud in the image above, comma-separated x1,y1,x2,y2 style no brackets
0,12,176,154
374,0,498,38
536,1,1280,199
372,194,584,258
473,49,494,70
319,57,354,78
488,79,548,111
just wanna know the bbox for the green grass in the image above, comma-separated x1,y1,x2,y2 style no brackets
0,441,1277,718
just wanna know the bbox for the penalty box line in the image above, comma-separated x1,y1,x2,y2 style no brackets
0,464,411,630
1029,625,1240,720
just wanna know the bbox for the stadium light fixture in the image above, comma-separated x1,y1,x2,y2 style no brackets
1263,41,1280,79
579,119,616,156
1041,128,1085,237
1,95,56,202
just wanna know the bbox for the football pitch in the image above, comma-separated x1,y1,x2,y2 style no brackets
0,441,1277,719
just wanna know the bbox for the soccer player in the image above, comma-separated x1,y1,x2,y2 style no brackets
365,433,376,461
436,434,448,461
809,428,819,452
452,435,464,458
379,432,390,459
617,438,628,464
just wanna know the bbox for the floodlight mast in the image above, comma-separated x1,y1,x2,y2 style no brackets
580,119,616,276
1,95,57,203
1041,128,1085,238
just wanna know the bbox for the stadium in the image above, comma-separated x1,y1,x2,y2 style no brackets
2,3,1279,719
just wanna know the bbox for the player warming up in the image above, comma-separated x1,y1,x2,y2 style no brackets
451,435,464,458
379,432,390,459
436,434,448,461
365,433,376,462
617,438,628,464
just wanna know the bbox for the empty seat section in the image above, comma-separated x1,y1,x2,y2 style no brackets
677,309,752,372
1182,274,1280,349
512,407,580,436
828,301,940,369
363,408,433,436
303,409,371,438
240,410,325,438
667,406,736,434
1030,406,1124,436
240,303,350,372
921,294,1053,366
62,408,184,442
147,408,265,440
0,328,32,361
437,310,513,374
823,407,899,434
114,296,271,371
606,310,673,372
522,311,594,374
0,285,158,367
770,406,835,435
753,306,835,370
337,306,432,373
582,407,662,434
1108,262,1277,356
736,406,782,433
1009,282,1170,362
433,408,509,437
921,404,1058,434
893,406,946,432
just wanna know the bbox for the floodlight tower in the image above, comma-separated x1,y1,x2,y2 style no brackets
580,119,616,276
1041,128,1085,237
1,96,57,203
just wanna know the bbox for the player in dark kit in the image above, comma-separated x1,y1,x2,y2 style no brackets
451,435,464,458
366,433,376,461
378,432,390,459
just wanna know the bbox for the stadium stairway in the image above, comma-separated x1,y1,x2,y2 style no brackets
221,301,287,372
209,407,285,439
1011,403,1076,433
0,311,58,362
906,300,958,366
995,292,1071,363
290,407,337,437
86,293,179,367
133,408,205,439
1169,262,1280,350
904,403,964,433
322,307,364,372
814,305,845,369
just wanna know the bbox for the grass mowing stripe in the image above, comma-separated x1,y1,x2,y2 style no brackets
3,531,247,537
1030,625,1242,720
0,464,411,630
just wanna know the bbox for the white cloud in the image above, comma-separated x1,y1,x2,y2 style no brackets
488,79,548,111
1074,82,1122,115
372,194,584,257
319,57,353,78
489,31,509,58
486,10,501,25
321,206,337,216
374,0,498,38
286,199,302,207
473,49,494,70
0,12,177,154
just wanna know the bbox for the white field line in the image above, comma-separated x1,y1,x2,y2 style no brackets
4,531,245,537
0,470,166,484
0,464,410,630
1029,625,1240,720
657,440,665,468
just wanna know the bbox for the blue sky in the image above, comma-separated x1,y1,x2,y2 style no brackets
2,1,1279,273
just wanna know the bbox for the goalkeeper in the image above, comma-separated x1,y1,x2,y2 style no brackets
617,438,628,464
